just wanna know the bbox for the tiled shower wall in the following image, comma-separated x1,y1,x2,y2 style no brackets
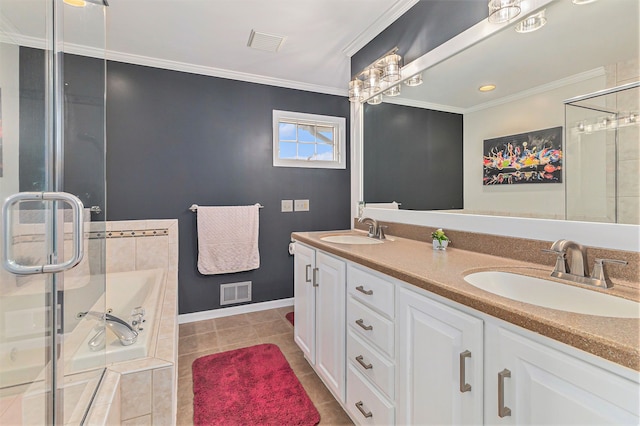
605,58,640,224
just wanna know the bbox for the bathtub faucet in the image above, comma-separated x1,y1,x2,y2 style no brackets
78,311,138,346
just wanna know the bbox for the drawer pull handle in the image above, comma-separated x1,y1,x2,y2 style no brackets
355,355,373,370
312,267,319,287
355,401,373,418
498,368,512,418
355,285,373,295
355,319,373,331
459,350,472,393
305,264,312,283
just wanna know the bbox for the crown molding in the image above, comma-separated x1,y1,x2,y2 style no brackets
3,34,348,97
103,49,348,96
0,14,47,49
463,67,606,114
342,0,420,57
382,96,465,114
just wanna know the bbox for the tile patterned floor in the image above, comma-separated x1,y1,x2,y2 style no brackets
177,307,353,425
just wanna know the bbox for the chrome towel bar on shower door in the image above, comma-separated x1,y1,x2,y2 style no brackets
2,192,85,275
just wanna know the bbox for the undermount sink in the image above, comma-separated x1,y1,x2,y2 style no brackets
320,235,384,245
464,271,640,318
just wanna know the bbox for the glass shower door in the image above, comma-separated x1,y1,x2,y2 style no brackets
0,0,107,424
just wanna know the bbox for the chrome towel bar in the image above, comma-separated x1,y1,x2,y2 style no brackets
189,203,264,212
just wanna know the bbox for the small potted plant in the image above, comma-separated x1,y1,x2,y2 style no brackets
431,228,449,250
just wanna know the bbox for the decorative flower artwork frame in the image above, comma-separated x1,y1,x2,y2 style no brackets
483,126,563,185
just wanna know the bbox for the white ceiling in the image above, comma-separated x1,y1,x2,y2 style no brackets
0,0,419,95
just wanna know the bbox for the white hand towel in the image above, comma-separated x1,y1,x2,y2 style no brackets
365,201,400,210
197,205,260,275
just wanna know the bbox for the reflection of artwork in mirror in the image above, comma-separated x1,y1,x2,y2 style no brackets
483,126,562,186
0,88,3,177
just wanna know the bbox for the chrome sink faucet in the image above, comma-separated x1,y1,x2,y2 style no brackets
358,217,386,240
358,216,377,237
549,239,588,276
542,239,627,289
78,311,138,346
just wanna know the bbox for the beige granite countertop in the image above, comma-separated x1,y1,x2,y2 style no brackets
291,230,640,371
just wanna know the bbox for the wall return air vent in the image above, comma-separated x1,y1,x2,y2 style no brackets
247,30,286,52
220,281,252,306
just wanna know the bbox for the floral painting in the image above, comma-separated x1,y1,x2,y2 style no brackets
483,126,562,185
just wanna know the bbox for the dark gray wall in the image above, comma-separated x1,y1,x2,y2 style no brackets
351,0,487,74
19,47,46,193
105,62,351,314
64,54,106,220
19,48,106,220
363,103,463,210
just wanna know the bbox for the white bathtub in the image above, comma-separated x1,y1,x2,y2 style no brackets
68,268,165,372
0,337,49,389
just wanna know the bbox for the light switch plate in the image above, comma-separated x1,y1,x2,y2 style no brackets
281,200,293,212
294,199,309,212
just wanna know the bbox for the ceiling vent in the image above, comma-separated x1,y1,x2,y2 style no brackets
247,30,286,52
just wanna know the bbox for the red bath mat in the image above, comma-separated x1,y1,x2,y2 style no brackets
285,311,294,326
192,343,320,426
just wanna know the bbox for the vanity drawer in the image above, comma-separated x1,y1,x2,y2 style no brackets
346,363,394,426
348,297,394,358
348,264,394,318
347,328,395,399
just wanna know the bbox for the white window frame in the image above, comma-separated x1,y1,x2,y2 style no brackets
272,110,346,169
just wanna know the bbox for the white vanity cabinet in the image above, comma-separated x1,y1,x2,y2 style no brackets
397,285,484,425
293,238,640,425
293,242,346,403
345,264,396,425
484,323,640,425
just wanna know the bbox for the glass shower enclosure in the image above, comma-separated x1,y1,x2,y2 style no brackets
0,0,108,423
565,82,640,225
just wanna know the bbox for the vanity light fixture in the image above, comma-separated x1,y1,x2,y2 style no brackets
367,94,383,105
488,0,522,24
383,85,402,97
404,73,423,87
572,0,599,4
479,84,496,92
348,48,403,103
348,79,364,103
515,9,547,33
361,68,382,95
574,112,638,134
378,54,402,83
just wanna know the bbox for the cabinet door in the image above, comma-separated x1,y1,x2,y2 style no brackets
315,251,346,403
293,243,316,363
485,326,640,426
397,287,484,425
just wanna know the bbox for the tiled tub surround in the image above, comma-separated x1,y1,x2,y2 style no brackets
85,219,179,425
294,228,640,371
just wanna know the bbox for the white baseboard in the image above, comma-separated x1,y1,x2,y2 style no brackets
178,298,294,324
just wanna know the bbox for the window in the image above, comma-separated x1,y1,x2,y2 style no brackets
273,110,346,169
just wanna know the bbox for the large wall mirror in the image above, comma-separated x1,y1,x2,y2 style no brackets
362,0,639,224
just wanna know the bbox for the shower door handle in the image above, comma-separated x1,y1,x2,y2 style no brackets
2,192,85,275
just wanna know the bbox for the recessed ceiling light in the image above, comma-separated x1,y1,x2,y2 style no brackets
247,30,286,53
64,0,86,6
479,84,496,92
